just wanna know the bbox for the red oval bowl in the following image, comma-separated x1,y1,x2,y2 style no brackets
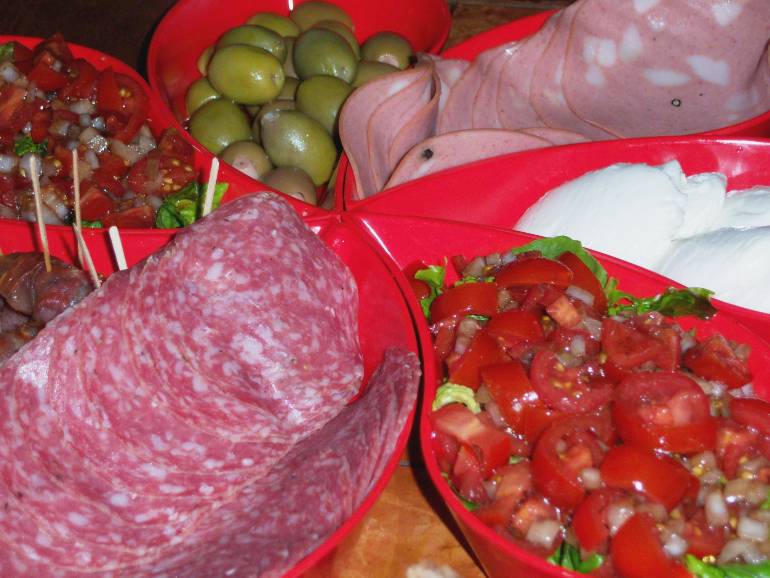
0,35,318,275
349,211,770,578
2,208,420,577
146,0,451,212
345,136,770,335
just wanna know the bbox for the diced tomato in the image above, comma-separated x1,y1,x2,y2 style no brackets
684,510,728,558
729,397,770,437
156,128,195,163
97,151,130,179
481,362,558,440
431,281,498,323
448,330,510,390
452,444,488,505
97,69,149,143
127,151,196,197
58,58,99,102
102,206,154,228
78,185,114,221
531,415,612,511
530,349,613,413
32,34,73,66
545,294,580,328
716,420,760,478
475,462,531,527
611,513,686,578
495,257,573,289
600,445,690,510
548,328,602,359
485,310,544,347
511,495,558,537
27,50,68,91
432,317,458,362
430,403,514,478
30,109,51,143
602,317,663,370
0,85,27,130
558,251,607,312
409,278,431,301
572,488,626,554
613,371,717,453
683,334,752,389
432,429,460,473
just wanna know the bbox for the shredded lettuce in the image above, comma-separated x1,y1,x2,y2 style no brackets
155,182,229,229
454,275,495,286
14,135,48,157
81,220,103,228
607,283,716,320
547,542,604,574
685,554,770,578
508,235,609,288
414,264,446,319
433,382,480,414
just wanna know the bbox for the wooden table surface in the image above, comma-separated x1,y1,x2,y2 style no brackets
0,2,570,576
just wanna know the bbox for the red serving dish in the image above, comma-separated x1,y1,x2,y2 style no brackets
345,137,770,335
146,0,451,211
349,211,770,578
0,35,317,276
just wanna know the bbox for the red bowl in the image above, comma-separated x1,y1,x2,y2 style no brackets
0,35,319,276
146,0,451,211
349,211,770,578
345,136,770,335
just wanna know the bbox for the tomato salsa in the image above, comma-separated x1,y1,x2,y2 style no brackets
0,35,199,228
412,237,769,578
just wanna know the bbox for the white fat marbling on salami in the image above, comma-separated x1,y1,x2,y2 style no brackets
687,55,730,85
619,25,643,62
643,68,692,86
633,0,660,13
712,1,744,26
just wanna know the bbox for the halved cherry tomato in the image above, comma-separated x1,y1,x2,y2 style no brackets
484,310,544,347
481,362,558,440
532,415,612,511
530,349,613,413
600,445,690,510
611,513,687,578
448,330,510,390
558,251,607,312
613,371,717,453
431,281,498,323
78,186,114,221
127,152,196,197
716,420,761,478
102,206,155,228
572,488,626,554
156,128,195,163
684,334,752,389
634,313,681,371
475,461,531,527
730,397,770,437
602,318,660,370
97,69,149,143
495,257,573,289
430,403,514,478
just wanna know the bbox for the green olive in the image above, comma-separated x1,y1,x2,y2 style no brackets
185,77,220,116
352,60,399,87
245,104,261,117
197,45,214,75
245,12,300,38
283,37,297,78
312,20,359,59
217,25,287,62
361,32,413,70
290,1,354,31
278,76,299,100
295,76,352,135
207,45,285,105
260,110,337,186
189,98,252,155
262,167,318,205
256,99,296,124
293,29,357,83
220,141,273,180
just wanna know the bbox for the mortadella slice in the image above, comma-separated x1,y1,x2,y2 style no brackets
436,48,490,134
385,129,552,189
518,126,590,145
419,53,470,116
472,46,511,129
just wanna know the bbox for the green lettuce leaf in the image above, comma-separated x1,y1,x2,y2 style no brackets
607,284,716,320
547,542,604,573
508,235,608,288
155,182,229,229
414,264,446,319
432,382,480,414
685,554,770,578
81,220,103,228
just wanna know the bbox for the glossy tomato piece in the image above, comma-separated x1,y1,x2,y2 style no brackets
432,429,459,473
611,513,686,578
484,310,544,347
101,206,155,228
430,403,514,478
430,281,498,323
495,257,573,289
558,251,607,312
613,371,717,453
600,445,690,510
59,58,99,102
684,510,728,558
0,84,27,130
156,128,195,163
532,415,612,511
545,294,580,328
127,148,197,197
684,334,752,389
474,461,532,527
481,362,558,440
448,330,510,390
79,186,114,221
716,420,761,478
572,488,626,554
27,51,68,91
452,444,488,504
530,349,613,413
97,69,150,143
32,34,73,65
730,397,770,437
602,318,660,370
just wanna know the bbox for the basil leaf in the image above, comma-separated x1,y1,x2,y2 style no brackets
155,182,229,229
548,542,604,574
14,135,48,157
508,235,608,288
685,554,770,578
0,42,14,62
81,220,103,228
414,264,445,319
607,286,716,320
433,382,480,414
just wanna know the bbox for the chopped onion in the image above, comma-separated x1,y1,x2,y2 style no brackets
148,195,163,211
571,334,586,358
70,99,96,114
78,113,92,128
41,187,70,221
91,116,106,131
501,252,517,265
50,118,71,137
485,400,508,430
51,59,63,73
607,500,635,536
706,489,729,526
485,253,502,268
719,539,760,565
463,256,485,278
580,317,602,340
19,153,42,177
497,288,513,311
637,501,667,523
566,284,595,306
84,149,100,170
738,516,768,542
132,125,157,157
680,331,697,353
21,121,32,134
110,138,140,165
580,467,602,490
0,61,19,83
730,382,755,399
0,154,18,173
663,533,689,558
724,479,769,506
80,127,109,153
525,519,561,550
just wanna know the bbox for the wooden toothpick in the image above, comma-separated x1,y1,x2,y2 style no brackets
108,226,128,271
29,155,52,272
72,149,83,266
72,225,101,289
201,157,219,217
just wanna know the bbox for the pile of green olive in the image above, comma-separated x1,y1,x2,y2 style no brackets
185,0,413,206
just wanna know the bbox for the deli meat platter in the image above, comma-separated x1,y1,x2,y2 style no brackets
1,1,770,577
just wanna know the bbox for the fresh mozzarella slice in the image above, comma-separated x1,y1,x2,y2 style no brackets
715,186,770,229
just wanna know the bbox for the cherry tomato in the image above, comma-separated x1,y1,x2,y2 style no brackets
716,420,761,478
530,349,613,413
484,310,544,347
127,152,196,197
730,397,770,437
572,488,626,554
532,415,612,511
602,318,660,369
683,334,752,389
102,206,155,229
613,371,717,453
611,513,686,578
600,445,690,510
475,461,532,527
481,362,558,440
558,251,607,312
495,257,573,289
448,330,510,390
431,281,498,323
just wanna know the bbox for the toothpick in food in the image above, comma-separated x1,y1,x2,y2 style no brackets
108,226,128,271
201,157,219,217
29,155,52,273
72,225,101,289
